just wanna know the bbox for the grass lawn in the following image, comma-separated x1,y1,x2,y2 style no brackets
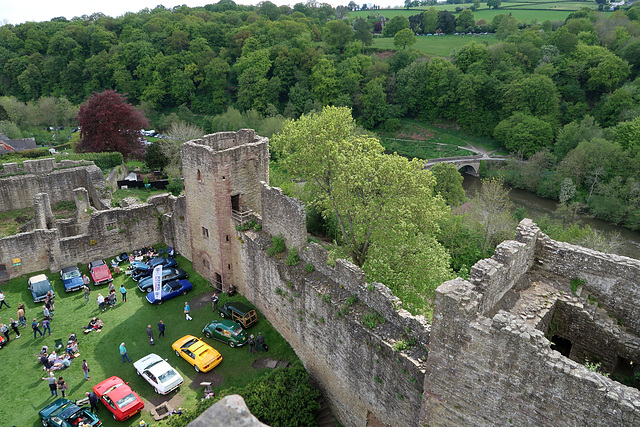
0,201,77,238
376,119,506,159
373,34,497,57
112,188,169,206
0,254,297,426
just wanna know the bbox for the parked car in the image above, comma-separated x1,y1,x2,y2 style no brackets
218,301,258,328
59,266,84,292
133,353,184,395
130,257,178,281
202,319,248,347
172,335,222,372
137,267,188,293
39,398,102,427
92,376,144,421
88,260,112,286
145,279,193,304
28,274,54,303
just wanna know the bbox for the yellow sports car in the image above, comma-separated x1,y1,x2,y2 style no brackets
171,335,223,372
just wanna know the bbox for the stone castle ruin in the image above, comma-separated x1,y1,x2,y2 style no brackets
1,131,639,426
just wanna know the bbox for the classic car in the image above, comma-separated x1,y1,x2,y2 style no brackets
130,257,178,281
137,267,188,293
202,319,248,347
59,266,85,292
218,301,258,328
171,335,222,372
28,274,55,303
88,260,113,286
39,398,102,427
133,353,184,395
145,279,193,304
92,376,144,421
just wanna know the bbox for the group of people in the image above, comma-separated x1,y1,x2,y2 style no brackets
95,282,127,311
42,372,68,398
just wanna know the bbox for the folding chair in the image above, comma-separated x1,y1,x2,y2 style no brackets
54,338,64,351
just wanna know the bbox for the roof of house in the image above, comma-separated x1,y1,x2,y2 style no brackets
0,135,37,153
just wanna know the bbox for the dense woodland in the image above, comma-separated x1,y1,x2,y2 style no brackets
1,1,640,314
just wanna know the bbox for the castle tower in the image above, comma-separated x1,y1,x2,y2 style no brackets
181,129,269,291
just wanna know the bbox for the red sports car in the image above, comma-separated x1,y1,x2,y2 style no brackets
93,376,144,421
88,260,113,286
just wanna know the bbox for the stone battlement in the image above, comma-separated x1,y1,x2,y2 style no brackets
0,158,92,176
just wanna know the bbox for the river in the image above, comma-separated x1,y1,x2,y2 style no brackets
462,174,640,260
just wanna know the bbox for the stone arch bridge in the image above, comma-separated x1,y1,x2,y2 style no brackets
424,154,509,176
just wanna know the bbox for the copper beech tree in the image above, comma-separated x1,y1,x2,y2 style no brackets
76,90,148,158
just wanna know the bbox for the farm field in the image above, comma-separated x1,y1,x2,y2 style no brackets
373,33,497,56
350,1,598,23
0,254,297,426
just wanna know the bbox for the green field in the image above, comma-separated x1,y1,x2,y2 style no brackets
350,1,598,23
0,254,297,426
377,119,506,159
373,33,497,56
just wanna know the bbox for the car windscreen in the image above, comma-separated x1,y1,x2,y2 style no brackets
181,338,198,348
32,281,50,292
157,369,178,383
62,270,81,280
116,393,138,409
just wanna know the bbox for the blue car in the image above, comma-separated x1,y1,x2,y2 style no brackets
130,257,178,281
39,398,102,426
137,268,188,293
146,279,193,304
59,266,84,292
27,274,54,303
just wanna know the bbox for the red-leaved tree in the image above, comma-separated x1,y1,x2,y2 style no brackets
76,90,148,158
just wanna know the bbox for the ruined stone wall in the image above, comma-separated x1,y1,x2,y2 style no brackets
162,194,192,261
0,229,59,280
240,185,429,427
420,220,640,426
0,159,109,212
0,199,166,280
261,183,306,250
535,235,640,336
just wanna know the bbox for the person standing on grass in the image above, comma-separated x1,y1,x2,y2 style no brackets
248,334,256,355
42,305,52,321
17,306,26,326
82,359,90,381
57,376,68,398
146,325,154,345
45,291,55,311
43,372,57,396
32,318,44,339
120,342,131,363
120,284,127,302
158,320,165,337
0,290,11,309
97,294,105,311
9,318,20,338
42,318,52,336
211,293,219,312
256,332,265,352
83,284,91,303
184,302,192,320
87,391,99,413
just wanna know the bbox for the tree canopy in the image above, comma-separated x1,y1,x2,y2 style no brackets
76,90,148,158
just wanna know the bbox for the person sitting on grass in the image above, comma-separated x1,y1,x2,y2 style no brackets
83,318,103,334
51,354,72,371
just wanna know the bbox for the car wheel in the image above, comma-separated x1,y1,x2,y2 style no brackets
194,365,200,373
146,288,152,293
154,387,160,394
41,419,48,427
175,350,180,357
112,414,117,420
219,312,225,318
181,290,187,295
136,370,140,376
157,300,163,305
228,341,235,348
204,331,212,338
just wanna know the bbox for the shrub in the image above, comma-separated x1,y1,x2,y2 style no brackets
570,278,585,295
286,248,300,266
167,178,184,196
305,263,315,273
362,310,385,328
267,234,286,256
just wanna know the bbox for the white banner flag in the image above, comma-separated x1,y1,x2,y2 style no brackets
153,265,162,302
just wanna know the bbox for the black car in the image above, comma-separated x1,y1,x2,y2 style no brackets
137,268,188,292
